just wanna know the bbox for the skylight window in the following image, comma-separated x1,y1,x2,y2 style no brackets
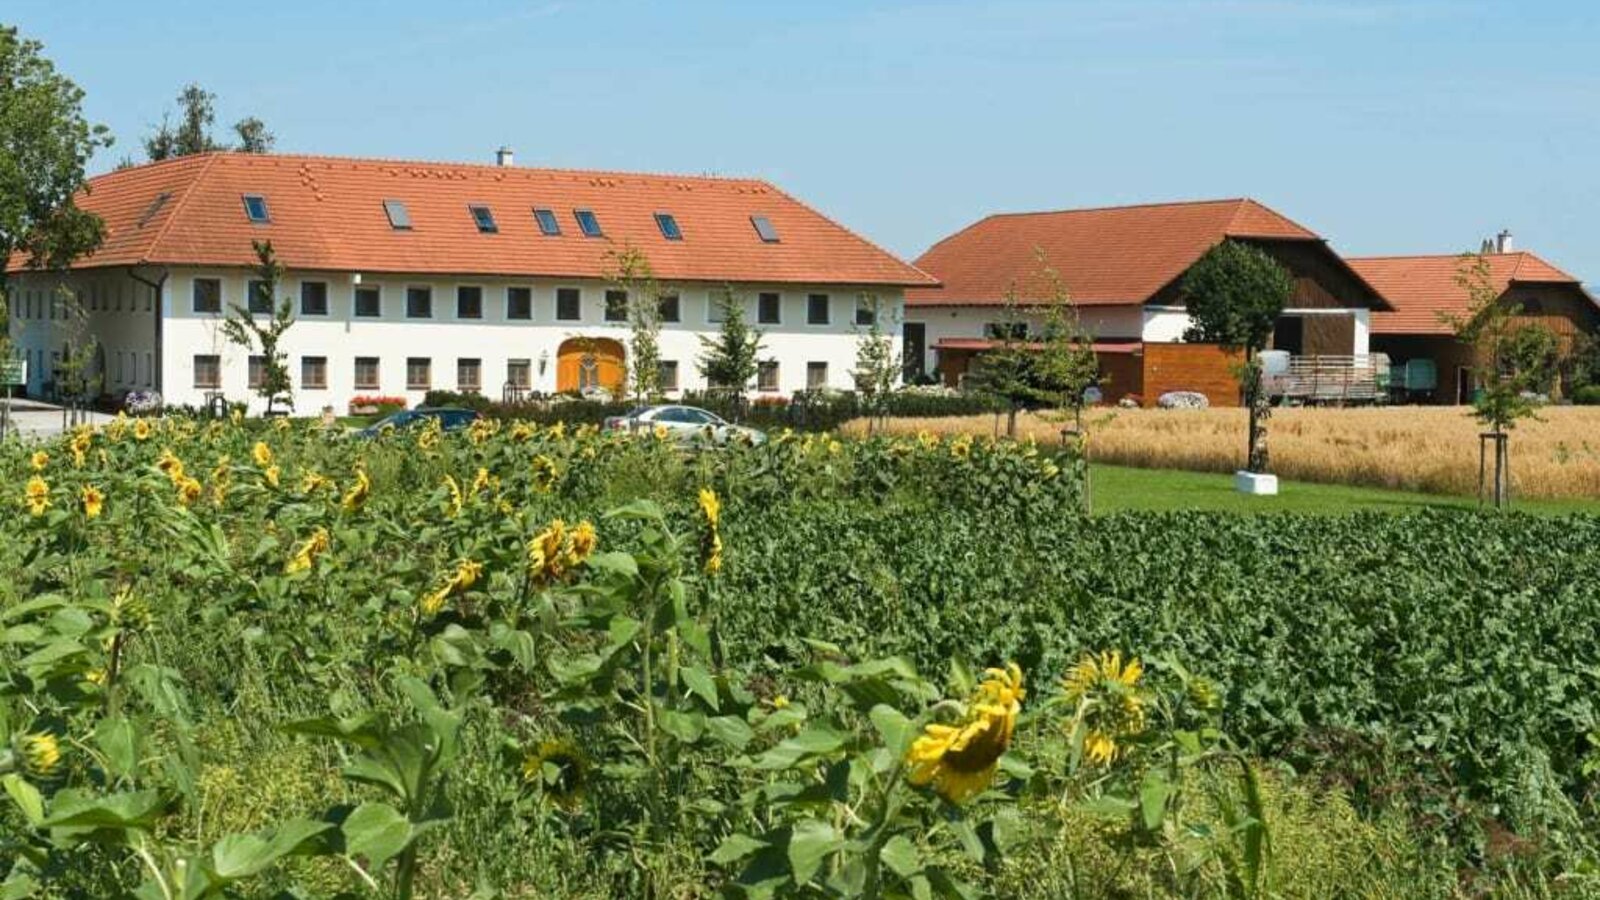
751,215,780,243
654,212,683,241
574,209,603,238
138,192,172,228
469,204,498,234
243,194,270,223
383,199,412,230
534,207,561,236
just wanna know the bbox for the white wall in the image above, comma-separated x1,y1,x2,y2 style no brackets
7,269,160,396
156,268,903,413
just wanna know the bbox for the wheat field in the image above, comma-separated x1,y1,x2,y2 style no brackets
846,406,1600,500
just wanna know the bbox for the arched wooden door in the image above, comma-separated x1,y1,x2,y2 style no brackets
556,338,626,394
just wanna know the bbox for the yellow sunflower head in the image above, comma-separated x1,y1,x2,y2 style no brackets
132,419,152,441
342,467,371,512
29,450,48,471
81,485,105,519
252,441,274,467
521,738,588,810
23,475,50,516
442,474,463,517
906,663,1025,804
264,465,281,488
568,521,598,564
285,527,331,574
530,455,559,493
697,487,721,528
175,476,203,506
14,731,61,780
1061,651,1147,767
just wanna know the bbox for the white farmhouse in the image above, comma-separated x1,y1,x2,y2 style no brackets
6,151,934,414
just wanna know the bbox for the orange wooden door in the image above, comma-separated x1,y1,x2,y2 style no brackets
556,339,626,393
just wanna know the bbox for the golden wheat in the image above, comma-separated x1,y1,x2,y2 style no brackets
847,406,1600,500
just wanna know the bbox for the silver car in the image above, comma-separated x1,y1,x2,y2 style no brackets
602,405,767,445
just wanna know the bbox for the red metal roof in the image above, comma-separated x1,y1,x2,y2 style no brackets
907,198,1322,307
7,153,936,288
1349,251,1593,335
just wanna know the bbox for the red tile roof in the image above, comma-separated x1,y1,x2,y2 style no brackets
907,198,1323,307
1349,251,1594,335
7,153,935,288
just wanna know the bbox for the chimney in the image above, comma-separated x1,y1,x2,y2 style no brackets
495,146,515,167
1496,228,1513,254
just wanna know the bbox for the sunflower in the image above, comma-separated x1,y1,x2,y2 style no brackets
949,436,972,460
342,467,371,512
300,471,333,494
156,449,185,482
652,423,670,440
697,488,721,529
1061,650,1147,767
547,421,567,440
69,429,92,467
14,732,61,779
521,738,589,810
29,450,48,471
264,465,281,488
419,558,484,616
132,419,152,441
468,418,497,445
528,518,569,582
442,474,463,517
23,475,50,516
530,455,559,493
568,520,598,562
285,527,331,574
252,441,274,467
175,476,203,506
81,485,105,519
509,422,536,443
703,529,724,575
470,467,494,497
906,663,1025,804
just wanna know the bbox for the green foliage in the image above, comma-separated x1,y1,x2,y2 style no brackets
1181,240,1294,473
219,240,296,414
0,23,110,327
698,286,767,413
605,244,667,403
143,83,275,161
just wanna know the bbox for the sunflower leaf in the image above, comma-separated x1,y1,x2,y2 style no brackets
869,704,914,755
710,832,768,865
787,819,841,885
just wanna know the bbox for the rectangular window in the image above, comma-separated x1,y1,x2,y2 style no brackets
707,291,730,324
658,360,679,391
855,295,877,326
192,278,221,314
354,286,381,317
985,322,1029,341
469,204,498,233
406,286,433,319
383,199,412,229
406,357,431,390
456,285,483,319
758,292,781,325
604,290,629,322
301,356,327,390
758,360,780,393
193,354,221,389
574,209,603,237
243,194,270,223
506,287,532,320
806,361,829,390
115,351,124,384
556,288,581,321
300,281,329,316
457,357,482,392
751,215,780,243
654,212,683,241
658,294,680,323
144,352,152,386
248,355,266,389
534,207,561,235
354,356,380,390
807,293,830,325
507,358,531,389
248,279,272,314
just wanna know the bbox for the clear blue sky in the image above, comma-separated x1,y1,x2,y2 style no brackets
11,1,1600,281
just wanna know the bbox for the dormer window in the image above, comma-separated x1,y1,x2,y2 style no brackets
243,194,270,223
654,212,683,241
534,207,561,236
751,215,780,243
469,204,498,234
383,199,412,230
574,209,603,238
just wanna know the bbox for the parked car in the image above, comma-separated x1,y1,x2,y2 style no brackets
355,407,480,438
602,405,766,445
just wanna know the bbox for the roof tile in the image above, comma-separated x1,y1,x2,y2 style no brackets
1349,251,1590,335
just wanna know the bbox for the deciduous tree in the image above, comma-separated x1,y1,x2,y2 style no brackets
1181,239,1293,473
696,287,765,417
220,241,296,415
852,294,899,433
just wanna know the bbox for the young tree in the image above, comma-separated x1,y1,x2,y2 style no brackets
1444,252,1550,507
1029,256,1101,434
968,287,1037,438
1181,239,1293,474
852,294,899,434
221,241,296,415
604,244,665,404
233,116,276,154
696,287,764,417
0,25,111,350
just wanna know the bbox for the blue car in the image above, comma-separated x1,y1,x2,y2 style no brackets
355,407,480,438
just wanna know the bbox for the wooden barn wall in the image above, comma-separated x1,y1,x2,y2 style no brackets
1145,239,1383,311
1302,314,1356,355
1140,343,1242,408
1502,285,1600,347
1097,352,1143,404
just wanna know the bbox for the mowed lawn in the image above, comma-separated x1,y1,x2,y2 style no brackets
1088,463,1600,514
